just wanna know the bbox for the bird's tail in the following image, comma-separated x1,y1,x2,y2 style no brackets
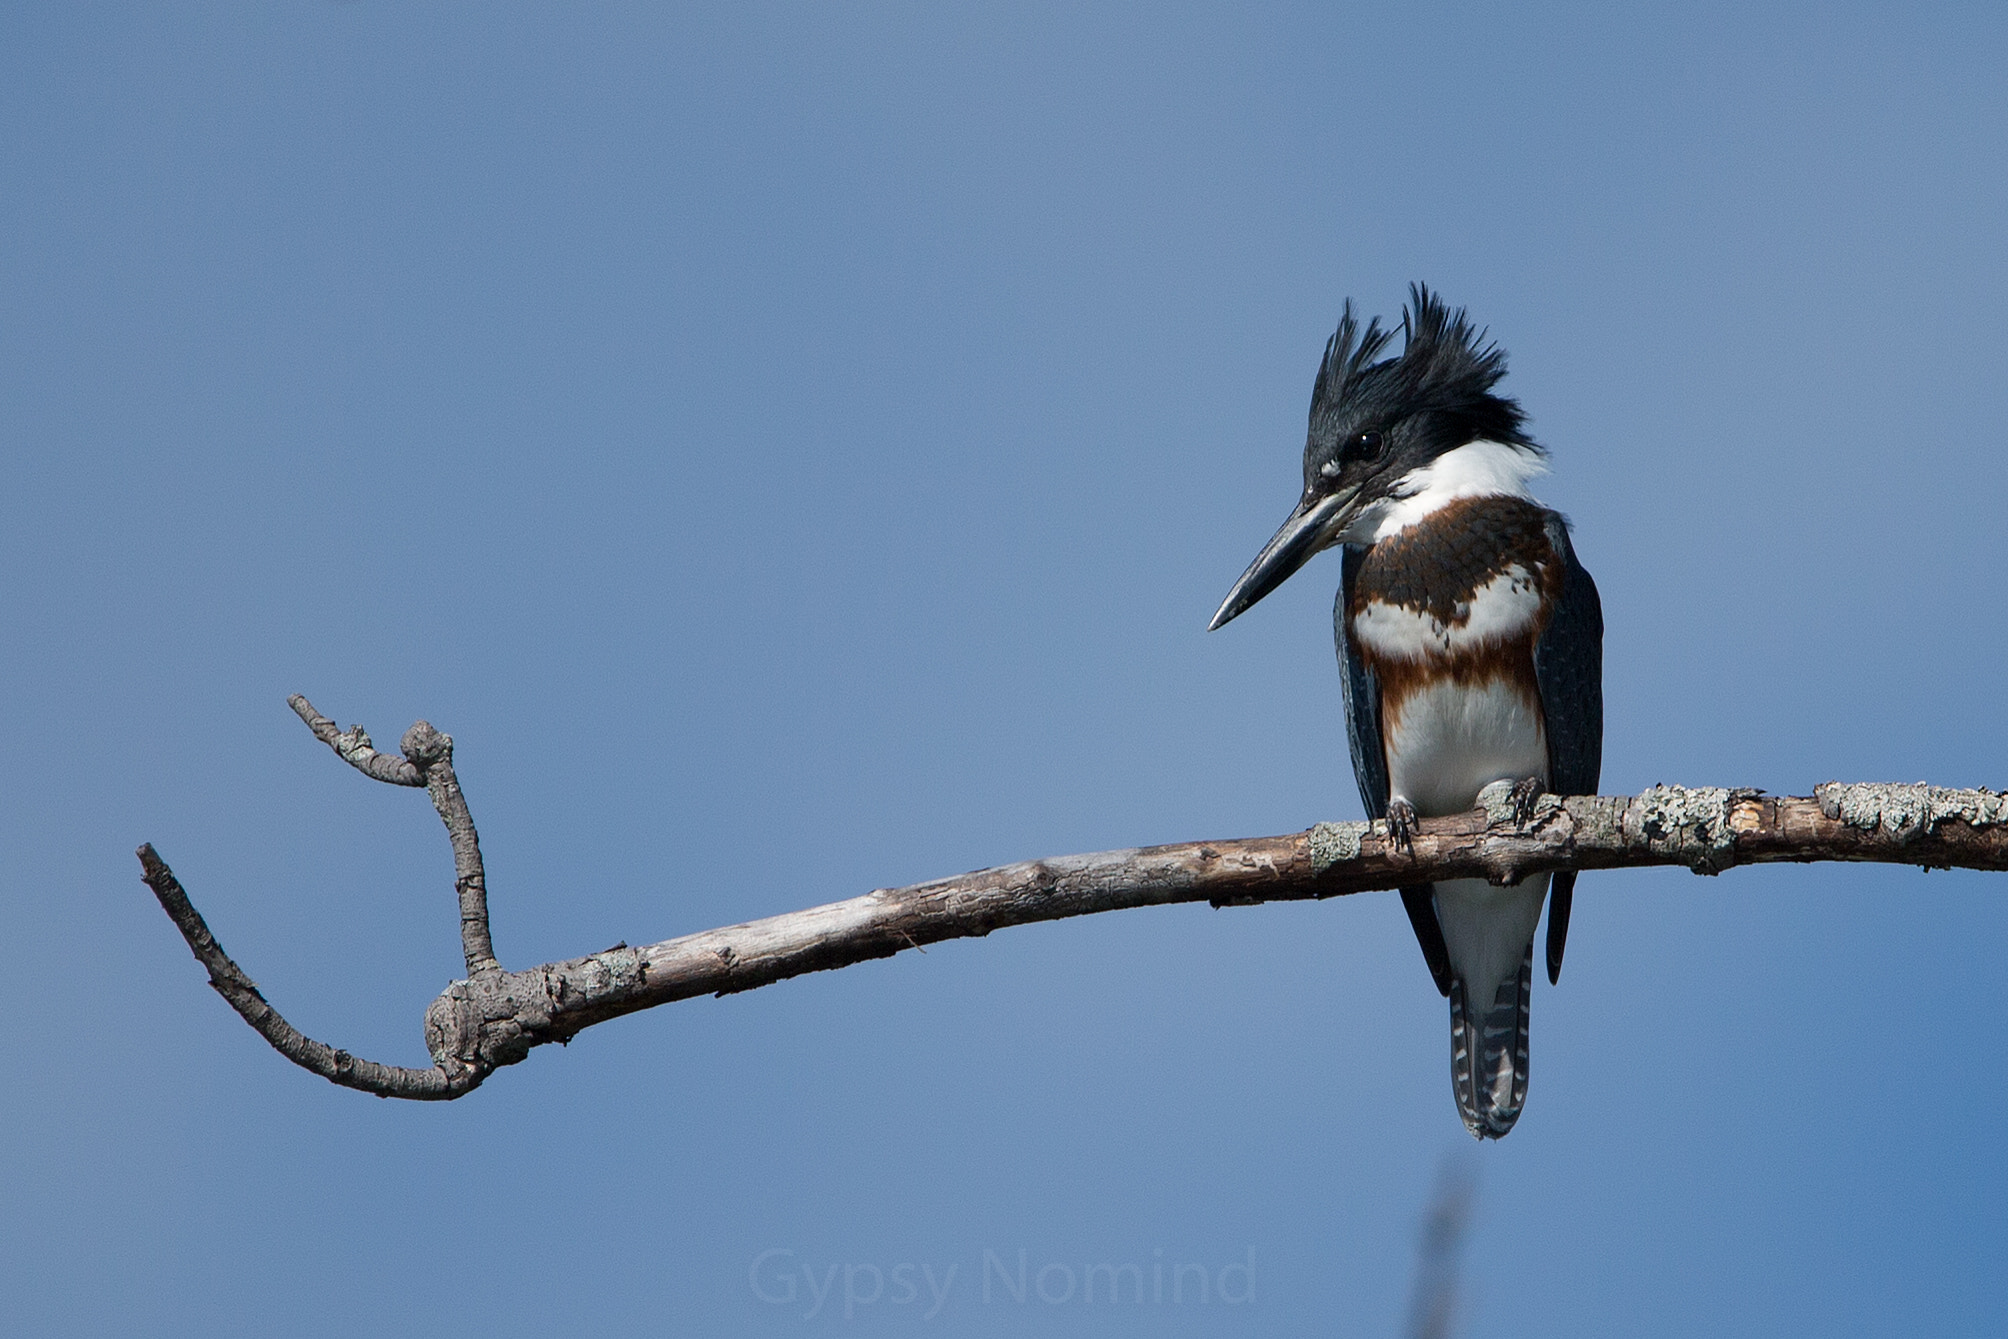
1448,944,1533,1140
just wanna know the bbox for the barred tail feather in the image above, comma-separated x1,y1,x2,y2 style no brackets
1449,945,1534,1139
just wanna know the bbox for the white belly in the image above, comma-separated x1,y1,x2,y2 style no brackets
1383,674,1551,1001
1383,676,1547,819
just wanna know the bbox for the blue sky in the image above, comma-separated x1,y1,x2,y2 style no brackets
4,3,2006,1335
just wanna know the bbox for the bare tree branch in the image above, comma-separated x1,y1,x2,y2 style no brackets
137,697,2008,1101
287,695,422,787
136,843,472,1099
288,694,498,977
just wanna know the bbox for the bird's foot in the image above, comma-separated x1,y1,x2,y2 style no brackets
1508,776,1545,826
1386,798,1419,853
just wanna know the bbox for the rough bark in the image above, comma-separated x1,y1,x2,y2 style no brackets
136,697,2008,1100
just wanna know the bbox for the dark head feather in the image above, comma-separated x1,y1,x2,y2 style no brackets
1305,284,1537,466
1308,300,1395,435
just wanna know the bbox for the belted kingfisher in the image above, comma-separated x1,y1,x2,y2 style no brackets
1209,285,1603,1138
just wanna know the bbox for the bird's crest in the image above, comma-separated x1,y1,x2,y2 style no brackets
1309,283,1534,450
1309,302,1396,426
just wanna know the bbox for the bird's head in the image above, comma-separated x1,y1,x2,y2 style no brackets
1208,283,1540,631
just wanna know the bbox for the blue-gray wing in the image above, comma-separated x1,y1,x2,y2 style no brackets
1338,546,1453,996
1337,546,1388,822
1535,514,1604,984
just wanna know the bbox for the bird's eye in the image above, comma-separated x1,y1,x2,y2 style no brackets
1345,430,1384,462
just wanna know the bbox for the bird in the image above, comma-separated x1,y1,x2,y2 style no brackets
1208,285,1602,1138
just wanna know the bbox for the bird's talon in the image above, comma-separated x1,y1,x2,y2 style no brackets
1387,798,1419,853
1509,776,1544,826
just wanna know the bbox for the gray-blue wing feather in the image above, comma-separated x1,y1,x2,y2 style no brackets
1338,547,1453,996
1337,547,1388,821
1535,515,1604,983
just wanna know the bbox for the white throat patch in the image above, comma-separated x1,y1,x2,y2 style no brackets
1337,439,1547,545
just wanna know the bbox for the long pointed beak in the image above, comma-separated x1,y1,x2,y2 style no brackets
1208,488,1356,631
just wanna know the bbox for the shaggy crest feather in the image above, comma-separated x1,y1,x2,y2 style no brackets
1308,283,1539,460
